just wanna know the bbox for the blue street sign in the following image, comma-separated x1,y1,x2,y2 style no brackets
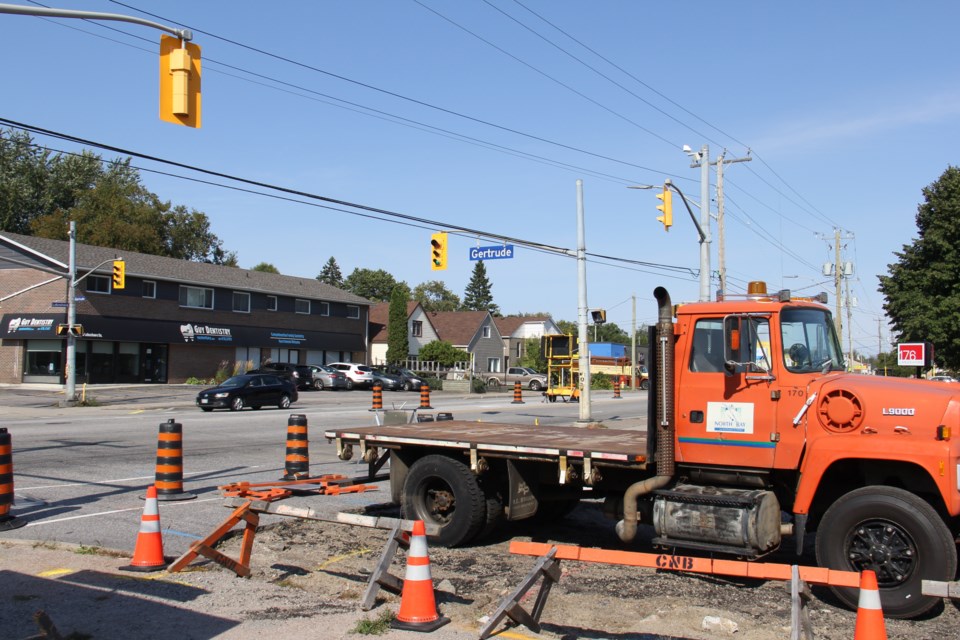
469,245,514,261
75,296,86,301
51,302,68,307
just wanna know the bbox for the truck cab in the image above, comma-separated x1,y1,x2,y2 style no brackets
665,281,960,618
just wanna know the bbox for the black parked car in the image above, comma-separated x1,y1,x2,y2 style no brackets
196,374,298,411
247,362,316,390
383,365,425,391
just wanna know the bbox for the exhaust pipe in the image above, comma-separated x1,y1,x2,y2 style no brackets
617,286,676,542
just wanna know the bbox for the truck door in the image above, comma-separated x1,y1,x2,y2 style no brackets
676,317,777,468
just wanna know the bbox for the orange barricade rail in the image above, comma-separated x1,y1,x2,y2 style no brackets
509,541,860,588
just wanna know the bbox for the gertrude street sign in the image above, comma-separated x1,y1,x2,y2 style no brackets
469,245,514,261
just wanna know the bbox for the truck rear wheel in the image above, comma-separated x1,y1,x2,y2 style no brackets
815,486,957,619
403,454,486,547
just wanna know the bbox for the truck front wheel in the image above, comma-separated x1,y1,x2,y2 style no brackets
815,486,957,619
403,454,486,547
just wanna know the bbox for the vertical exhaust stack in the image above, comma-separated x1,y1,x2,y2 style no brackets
616,286,676,542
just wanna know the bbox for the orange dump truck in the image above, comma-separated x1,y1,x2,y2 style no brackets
326,281,959,618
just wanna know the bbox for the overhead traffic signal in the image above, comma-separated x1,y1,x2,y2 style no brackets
431,232,448,271
655,186,673,230
591,309,606,325
112,260,125,289
159,35,202,128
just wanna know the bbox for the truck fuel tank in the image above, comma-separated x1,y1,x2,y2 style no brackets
652,484,781,557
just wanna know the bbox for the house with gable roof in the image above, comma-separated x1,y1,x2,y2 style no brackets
494,315,561,367
368,300,439,364
426,310,504,375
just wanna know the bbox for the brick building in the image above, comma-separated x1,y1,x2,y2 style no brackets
0,233,370,385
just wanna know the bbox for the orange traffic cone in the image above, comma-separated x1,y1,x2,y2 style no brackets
854,569,887,640
391,520,449,632
121,485,167,572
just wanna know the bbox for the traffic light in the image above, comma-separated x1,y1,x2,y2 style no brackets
431,232,448,271
591,309,606,325
159,35,202,128
655,186,673,230
112,260,125,289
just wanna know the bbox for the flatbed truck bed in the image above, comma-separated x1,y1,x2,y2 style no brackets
324,420,649,467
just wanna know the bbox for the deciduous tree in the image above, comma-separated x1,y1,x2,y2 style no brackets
879,166,960,370
251,262,280,273
413,280,461,312
344,268,407,302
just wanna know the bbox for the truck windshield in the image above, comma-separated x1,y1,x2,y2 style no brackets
781,307,845,373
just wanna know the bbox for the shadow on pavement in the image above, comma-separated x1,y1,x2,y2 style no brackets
2,569,238,638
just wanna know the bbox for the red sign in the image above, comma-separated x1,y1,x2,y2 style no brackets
897,342,928,367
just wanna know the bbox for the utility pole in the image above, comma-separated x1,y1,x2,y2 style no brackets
65,221,77,405
845,274,854,366
575,180,592,422
686,145,712,302
713,150,751,298
630,294,637,390
819,229,855,366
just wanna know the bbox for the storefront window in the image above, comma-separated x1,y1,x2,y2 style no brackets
25,340,61,379
117,342,140,382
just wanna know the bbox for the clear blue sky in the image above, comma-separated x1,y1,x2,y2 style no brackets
5,1,959,358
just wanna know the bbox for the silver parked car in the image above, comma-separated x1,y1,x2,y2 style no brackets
308,365,348,390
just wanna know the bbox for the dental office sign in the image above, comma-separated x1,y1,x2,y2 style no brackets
469,244,514,261
897,342,932,367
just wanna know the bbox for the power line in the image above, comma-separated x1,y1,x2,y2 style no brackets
1,120,703,279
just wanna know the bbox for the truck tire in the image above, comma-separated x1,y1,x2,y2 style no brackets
529,380,543,391
477,478,504,542
403,454,486,547
486,378,500,389
815,485,957,619
640,379,649,390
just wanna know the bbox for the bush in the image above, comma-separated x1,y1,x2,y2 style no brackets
591,372,612,389
424,376,443,391
471,376,487,393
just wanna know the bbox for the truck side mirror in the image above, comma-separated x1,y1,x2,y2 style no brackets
724,315,747,375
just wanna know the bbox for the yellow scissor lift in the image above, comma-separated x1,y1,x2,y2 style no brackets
542,334,580,402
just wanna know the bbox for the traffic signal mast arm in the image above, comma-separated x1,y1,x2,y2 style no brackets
0,4,192,40
662,180,706,242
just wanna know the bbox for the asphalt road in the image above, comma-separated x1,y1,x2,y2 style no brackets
2,384,647,557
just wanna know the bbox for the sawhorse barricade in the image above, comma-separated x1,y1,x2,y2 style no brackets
479,542,860,640
167,474,379,577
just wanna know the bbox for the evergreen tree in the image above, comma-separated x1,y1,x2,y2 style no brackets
463,260,500,315
386,287,410,364
316,256,344,288
879,166,960,370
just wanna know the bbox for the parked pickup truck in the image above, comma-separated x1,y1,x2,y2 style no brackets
485,366,547,391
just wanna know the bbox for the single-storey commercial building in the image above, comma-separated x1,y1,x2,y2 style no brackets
0,232,370,384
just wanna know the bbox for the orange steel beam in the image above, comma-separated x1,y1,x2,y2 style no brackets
509,541,859,588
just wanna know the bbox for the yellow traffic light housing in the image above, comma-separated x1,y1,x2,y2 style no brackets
591,309,606,324
431,232,448,271
656,186,673,230
112,260,125,289
160,35,202,128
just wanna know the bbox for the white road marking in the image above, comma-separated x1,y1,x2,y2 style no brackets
24,497,222,526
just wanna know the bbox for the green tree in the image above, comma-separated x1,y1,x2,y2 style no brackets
413,280,461,312
463,260,499,315
518,337,547,371
317,256,344,288
386,287,410,364
418,340,469,367
879,166,960,370
2,129,233,264
556,319,578,342
344,268,406,302
251,262,280,273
